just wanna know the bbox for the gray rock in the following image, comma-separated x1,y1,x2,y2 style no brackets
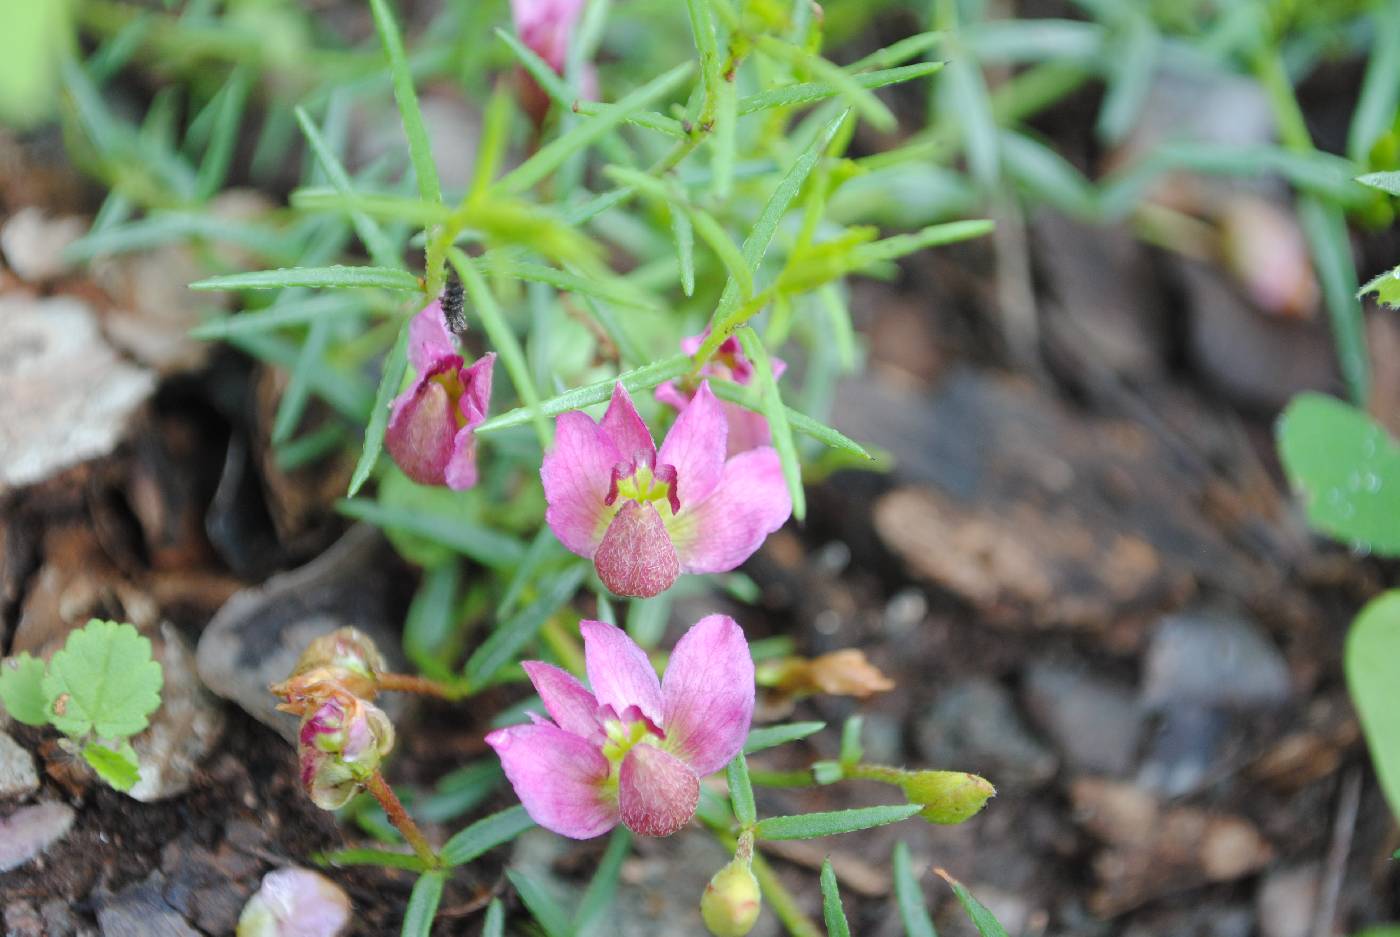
0,801,76,873
1256,863,1321,937
1141,610,1292,710
1136,704,1228,797
1022,660,1143,776
915,678,1058,787
97,874,201,937
196,525,407,742
0,207,84,282
0,295,155,494
4,901,43,937
129,624,225,802
0,730,39,799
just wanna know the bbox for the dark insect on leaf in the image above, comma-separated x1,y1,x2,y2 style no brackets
441,267,467,335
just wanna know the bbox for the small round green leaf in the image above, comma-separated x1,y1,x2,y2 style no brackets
82,740,140,792
1276,393,1400,556
1346,591,1400,821
0,653,50,726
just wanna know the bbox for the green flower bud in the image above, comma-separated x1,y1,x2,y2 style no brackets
899,770,995,825
701,857,762,937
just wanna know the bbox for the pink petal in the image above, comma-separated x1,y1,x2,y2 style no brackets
542,411,623,557
408,301,458,371
669,447,791,573
522,661,600,739
594,501,681,598
385,368,456,487
512,0,588,72
485,723,617,839
443,425,482,491
458,353,495,431
580,619,663,726
618,744,700,837
654,380,690,413
661,614,754,775
721,402,772,456
600,383,656,464
657,380,727,507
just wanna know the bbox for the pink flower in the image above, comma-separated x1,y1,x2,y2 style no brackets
656,332,787,457
297,690,395,810
384,302,495,490
540,380,791,597
510,0,597,124
485,615,755,839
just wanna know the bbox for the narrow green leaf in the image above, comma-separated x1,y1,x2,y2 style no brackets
316,848,431,872
1299,195,1367,405
853,219,995,266
936,869,1009,937
1000,131,1097,219
191,295,370,341
484,257,662,312
483,899,505,937
441,805,536,866
272,316,330,444
848,32,944,71
713,73,738,200
475,354,693,435
672,207,696,296
821,859,851,937
367,0,442,206
753,804,922,840
295,106,401,269
229,332,374,422
737,328,804,521
404,561,461,673
727,753,757,827
708,380,871,459
739,62,943,116
416,760,503,824
698,112,849,362
626,589,674,649
498,527,566,618
743,721,825,754
450,249,552,449
1348,5,1400,163
402,871,446,937
1359,171,1400,196
1096,16,1156,144
464,564,587,686
498,62,693,196
507,869,573,937
893,842,937,937
190,266,421,293
348,321,411,497
337,499,527,568
838,716,864,766
66,212,294,264
756,36,895,132
575,828,632,935
291,188,451,226
194,68,250,201
939,44,999,187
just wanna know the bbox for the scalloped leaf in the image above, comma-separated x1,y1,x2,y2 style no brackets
42,620,163,739
0,653,50,726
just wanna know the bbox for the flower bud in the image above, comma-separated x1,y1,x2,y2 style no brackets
236,867,351,937
899,770,995,825
701,857,762,937
298,690,395,810
271,628,386,711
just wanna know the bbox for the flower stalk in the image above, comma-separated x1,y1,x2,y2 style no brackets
364,771,440,869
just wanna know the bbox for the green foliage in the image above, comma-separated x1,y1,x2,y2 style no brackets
0,654,50,727
1345,592,1400,820
43,620,162,739
754,804,923,841
81,741,141,792
439,805,536,866
743,721,826,753
402,871,446,937
820,859,851,937
937,869,1009,937
892,842,937,937
0,620,161,794
1276,393,1400,556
